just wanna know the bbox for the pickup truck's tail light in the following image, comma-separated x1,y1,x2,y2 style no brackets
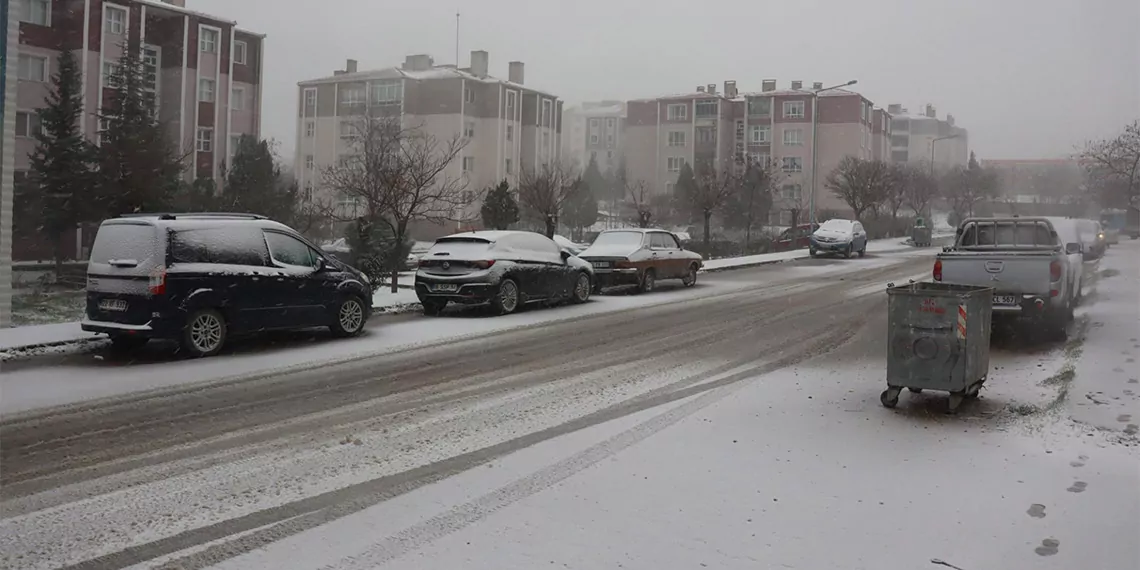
933,259,943,281
470,260,495,270
1049,260,1062,281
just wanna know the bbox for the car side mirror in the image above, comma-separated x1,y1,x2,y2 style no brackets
1065,242,1081,255
560,249,572,261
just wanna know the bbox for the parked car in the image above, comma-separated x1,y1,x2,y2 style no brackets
414,231,594,316
771,223,820,251
577,229,703,293
552,235,586,256
934,216,1083,336
1074,219,1107,260
809,219,868,258
82,213,372,357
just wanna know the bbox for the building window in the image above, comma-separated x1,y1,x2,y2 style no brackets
198,78,215,102
14,112,42,138
667,104,688,120
506,91,516,116
782,128,803,145
228,134,242,162
464,121,475,138
747,97,771,116
233,40,247,65
338,121,354,139
200,28,219,53
506,124,513,141
589,118,600,131
304,88,316,108
464,87,475,104
340,86,364,105
607,118,616,129
667,157,685,173
141,45,160,92
590,134,599,144
781,184,802,200
694,100,718,118
606,134,614,146
783,100,805,118
696,127,715,144
505,158,513,174
462,157,474,172
196,127,214,152
22,0,51,26
665,182,675,195
782,157,803,172
305,121,314,138
748,153,770,167
668,131,686,147
17,54,48,82
305,155,314,170
541,100,552,127
749,125,770,144
370,79,402,103
231,86,245,110
102,62,122,87
105,5,127,35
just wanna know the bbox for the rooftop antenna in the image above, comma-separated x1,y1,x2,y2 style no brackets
455,12,460,67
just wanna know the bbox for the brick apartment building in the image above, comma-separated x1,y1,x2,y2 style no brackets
624,80,890,225
9,0,263,261
14,0,264,182
295,50,562,236
561,100,625,173
887,103,968,169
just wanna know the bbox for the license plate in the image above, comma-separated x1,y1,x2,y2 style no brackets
993,295,1019,306
591,261,610,268
431,283,458,292
99,299,128,312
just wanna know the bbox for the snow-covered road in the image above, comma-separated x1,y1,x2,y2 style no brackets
1,243,1135,570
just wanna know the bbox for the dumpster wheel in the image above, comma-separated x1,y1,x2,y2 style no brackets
880,388,901,408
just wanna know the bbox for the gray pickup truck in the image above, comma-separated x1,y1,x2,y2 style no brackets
934,216,1085,335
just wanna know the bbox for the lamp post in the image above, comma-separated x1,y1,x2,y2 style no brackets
929,133,959,177
808,80,857,227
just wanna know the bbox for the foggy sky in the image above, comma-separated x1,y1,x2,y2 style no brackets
196,0,1139,165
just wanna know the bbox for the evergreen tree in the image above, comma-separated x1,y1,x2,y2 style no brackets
95,39,184,216
562,181,599,240
28,49,96,271
480,180,520,230
221,135,299,222
582,155,607,204
674,162,698,223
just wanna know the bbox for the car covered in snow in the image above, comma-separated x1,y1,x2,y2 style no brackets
82,213,372,357
414,231,594,316
577,229,702,293
809,218,868,258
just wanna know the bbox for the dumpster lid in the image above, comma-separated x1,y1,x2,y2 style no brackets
887,281,994,298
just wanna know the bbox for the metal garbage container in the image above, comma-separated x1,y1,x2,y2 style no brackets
912,225,932,247
882,281,993,412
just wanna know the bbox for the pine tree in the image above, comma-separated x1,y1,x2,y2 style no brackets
480,180,520,230
674,162,698,223
562,181,599,240
28,49,96,271
221,135,299,222
95,39,185,216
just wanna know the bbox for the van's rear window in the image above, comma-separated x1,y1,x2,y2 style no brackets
90,223,157,265
170,228,269,266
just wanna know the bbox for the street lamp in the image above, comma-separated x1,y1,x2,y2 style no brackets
808,80,857,227
930,133,959,177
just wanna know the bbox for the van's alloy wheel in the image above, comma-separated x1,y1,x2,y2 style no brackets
572,273,590,303
184,309,226,357
338,297,364,333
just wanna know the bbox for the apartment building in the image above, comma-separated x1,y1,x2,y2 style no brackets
624,80,885,225
296,50,562,234
561,100,624,173
12,0,264,184
888,103,968,169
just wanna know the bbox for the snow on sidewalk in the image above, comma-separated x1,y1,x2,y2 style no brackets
1067,241,1140,435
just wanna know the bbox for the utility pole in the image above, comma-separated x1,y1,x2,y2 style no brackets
455,12,460,67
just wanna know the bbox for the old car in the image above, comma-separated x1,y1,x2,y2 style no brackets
578,229,703,294
414,231,594,316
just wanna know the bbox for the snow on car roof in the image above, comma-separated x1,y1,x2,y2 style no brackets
438,230,541,243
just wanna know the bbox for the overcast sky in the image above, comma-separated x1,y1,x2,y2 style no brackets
197,0,1139,165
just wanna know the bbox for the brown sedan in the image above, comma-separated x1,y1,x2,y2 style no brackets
578,229,703,293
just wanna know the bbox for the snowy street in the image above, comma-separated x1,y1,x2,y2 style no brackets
1,243,1137,570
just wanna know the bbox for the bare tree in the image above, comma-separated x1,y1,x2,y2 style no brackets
517,160,583,238
899,164,939,219
683,165,736,255
724,157,782,249
1082,120,1140,209
825,157,892,220
322,113,469,292
881,164,909,236
941,152,999,223
625,179,654,228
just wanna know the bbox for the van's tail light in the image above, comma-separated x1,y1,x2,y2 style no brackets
149,268,166,295
471,260,495,270
1049,261,1062,282
933,259,943,282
